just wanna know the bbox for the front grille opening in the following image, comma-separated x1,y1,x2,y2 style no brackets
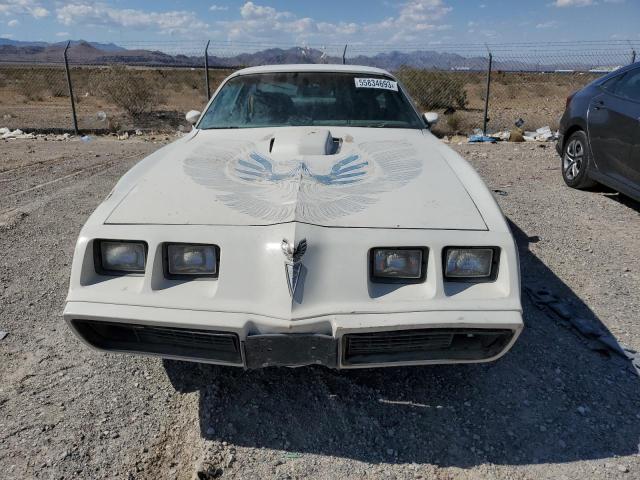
343,328,514,365
71,320,242,363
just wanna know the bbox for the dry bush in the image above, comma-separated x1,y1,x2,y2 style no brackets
505,84,519,100
99,65,163,117
530,82,553,98
6,68,52,102
16,75,50,102
446,112,462,132
397,67,468,110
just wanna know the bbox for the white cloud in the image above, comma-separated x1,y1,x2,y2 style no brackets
551,0,626,7
31,5,47,17
239,2,293,20
7,18,18,26
0,0,49,18
56,3,208,34
536,20,559,28
217,0,452,44
552,0,594,6
1,32,13,38
34,0,453,44
479,29,497,38
55,31,69,37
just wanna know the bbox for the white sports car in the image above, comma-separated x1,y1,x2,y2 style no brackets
64,64,523,369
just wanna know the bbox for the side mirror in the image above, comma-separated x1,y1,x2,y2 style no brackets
185,110,201,126
423,112,439,128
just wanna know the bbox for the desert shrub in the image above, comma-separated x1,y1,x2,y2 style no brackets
396,67,468,110
99,65,163,117
446,112,462,132
15,72,50,101
531,82,553,98
505,84,519,100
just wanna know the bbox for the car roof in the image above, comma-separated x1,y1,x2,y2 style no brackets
230,64,393,78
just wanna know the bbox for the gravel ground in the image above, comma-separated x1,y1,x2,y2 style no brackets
1,135,639,480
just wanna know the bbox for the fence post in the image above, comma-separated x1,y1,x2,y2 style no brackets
632,48,637,65
482,51,493,136
63,41,79,135
204,40,211,101
342,44,348,65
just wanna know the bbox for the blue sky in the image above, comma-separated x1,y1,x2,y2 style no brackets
0,0,638,47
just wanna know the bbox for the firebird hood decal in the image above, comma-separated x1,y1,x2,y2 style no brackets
105,128,487,229
182,139,421,223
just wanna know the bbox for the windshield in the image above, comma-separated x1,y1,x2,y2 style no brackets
198,72,424,130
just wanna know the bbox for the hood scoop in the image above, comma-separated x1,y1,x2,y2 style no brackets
270,129,337,156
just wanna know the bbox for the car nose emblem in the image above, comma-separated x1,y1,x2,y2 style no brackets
281,238,307,297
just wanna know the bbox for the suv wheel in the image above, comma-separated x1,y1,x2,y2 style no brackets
562,130,597,189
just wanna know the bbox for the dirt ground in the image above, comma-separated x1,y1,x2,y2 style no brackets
1,135,639,480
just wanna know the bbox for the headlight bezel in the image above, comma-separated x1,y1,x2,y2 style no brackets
163,242,220,279
94,239,148,276
369,246,428,284
443,246,500,282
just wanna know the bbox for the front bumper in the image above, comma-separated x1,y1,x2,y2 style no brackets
64,301,523,369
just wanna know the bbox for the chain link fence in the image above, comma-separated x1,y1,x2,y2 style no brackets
347,41,638,135
1,40,638,135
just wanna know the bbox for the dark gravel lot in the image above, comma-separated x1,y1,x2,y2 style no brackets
1,136,639,479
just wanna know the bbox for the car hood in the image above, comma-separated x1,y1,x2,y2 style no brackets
106,127,487,230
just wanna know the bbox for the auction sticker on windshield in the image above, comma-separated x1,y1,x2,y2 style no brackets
354,78,398,91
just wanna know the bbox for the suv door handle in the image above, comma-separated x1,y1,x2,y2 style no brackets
593,100,605,110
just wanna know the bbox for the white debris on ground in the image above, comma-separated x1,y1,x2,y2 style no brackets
1,128,35,140
524,126,555,142
1,128,74,141
487,126,557,143
492,130,511,141
0,128,167,142
442,126,559,145
442,125,558,145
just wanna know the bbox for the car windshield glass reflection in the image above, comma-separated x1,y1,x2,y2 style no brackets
198,72,424,130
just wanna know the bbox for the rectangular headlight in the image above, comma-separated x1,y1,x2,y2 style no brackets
166,243,218,277
371,248,425,283
97,240,146,274
444,247,497,280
